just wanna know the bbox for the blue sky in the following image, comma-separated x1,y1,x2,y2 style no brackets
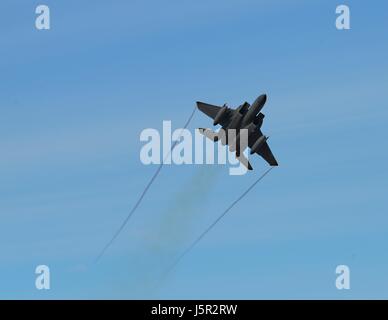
0,0,387,299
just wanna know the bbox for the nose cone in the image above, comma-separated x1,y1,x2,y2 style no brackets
250,94,267,114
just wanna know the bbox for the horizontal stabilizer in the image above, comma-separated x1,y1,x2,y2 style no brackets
198,128,219,142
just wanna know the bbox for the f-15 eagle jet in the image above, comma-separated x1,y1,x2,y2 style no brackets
197,94,278,170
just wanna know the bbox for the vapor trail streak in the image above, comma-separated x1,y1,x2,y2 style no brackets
95,107,197,263
164,166,274,274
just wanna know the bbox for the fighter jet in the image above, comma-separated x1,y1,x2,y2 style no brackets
197,94,278,170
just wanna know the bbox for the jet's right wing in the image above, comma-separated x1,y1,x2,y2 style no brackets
249,130,278,166
256,141,278,166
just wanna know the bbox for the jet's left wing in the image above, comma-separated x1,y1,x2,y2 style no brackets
249,130,278,166
196,102,220,119
196,101,233,128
